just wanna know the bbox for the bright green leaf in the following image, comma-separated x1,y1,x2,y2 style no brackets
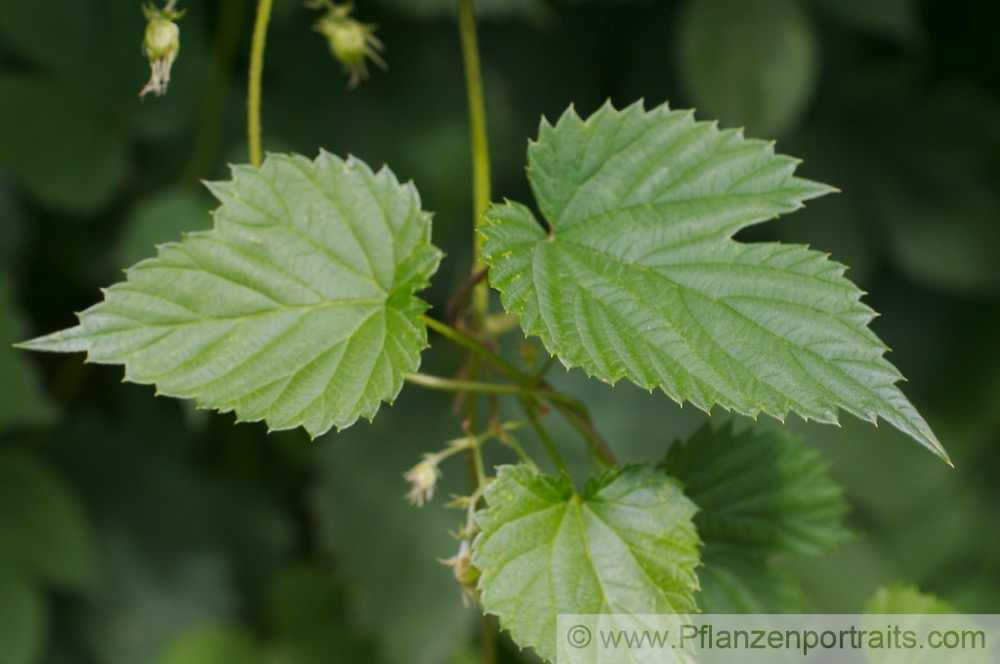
0,451,96,590
678,0,818,137
472,464,700,662
0,567,46,664
481,101,947,461
20,152,442,437
864,585,955,615
664,423,852,557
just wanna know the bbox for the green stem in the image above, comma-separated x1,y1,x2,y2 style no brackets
457,0,491,327
404,372,522,397
497,430,539,471
523,399,567,473
421,316,618,468
422,315,523,382
549,400,616,468
481,615,498,664
182,0,245,182
247,0,274,167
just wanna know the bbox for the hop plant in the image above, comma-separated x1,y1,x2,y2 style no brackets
308,1,386,88
139,1,184,98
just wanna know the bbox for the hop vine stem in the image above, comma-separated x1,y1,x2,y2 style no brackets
458,0,491,328
247,0,274,167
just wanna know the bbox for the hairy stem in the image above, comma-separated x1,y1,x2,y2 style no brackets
422,315,523,382
549,400,617,468
523,399,567,473
422,315,617,469
247,0,274,167
457,0,491,328
404,372,522,397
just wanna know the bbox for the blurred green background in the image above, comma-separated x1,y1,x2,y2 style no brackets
1,0,998,662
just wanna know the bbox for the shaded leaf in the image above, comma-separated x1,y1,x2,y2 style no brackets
862,586,995,664
311,388,473,664
118,188,214,270
267,565,376,663
696,550,804,613
818,0,920,42
0,75,128,214
0,567,46,664
82,539,236,664
678,0,818,137
155,625,265,664
664,423,852,556
0,0,96,72
0,451,96,589
472,464,700,662
481,101,946,461
864,584,955,615
20,152,442,437
0,275,55,433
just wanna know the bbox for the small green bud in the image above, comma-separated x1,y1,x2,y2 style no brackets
311,2,386,88
140,3,184,98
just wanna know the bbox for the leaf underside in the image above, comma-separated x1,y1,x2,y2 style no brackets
472,464,701,662
20,152,442,437
481,101,946,461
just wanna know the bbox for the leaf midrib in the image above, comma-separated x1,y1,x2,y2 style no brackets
88,296,385,332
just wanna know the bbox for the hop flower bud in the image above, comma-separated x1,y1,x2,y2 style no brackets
311,2,386,88
440,540,480,606
140,3,184,98
403,459,440,507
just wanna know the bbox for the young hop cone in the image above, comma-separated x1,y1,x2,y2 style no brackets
311,1,386,88
140,2,185,98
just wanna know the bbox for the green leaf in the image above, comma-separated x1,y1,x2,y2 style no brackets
155,625,266,664
664,424,847,613
0,567,46,664
481,101,947,461
862,586,996,664
20,152,442,437
677,0,818,137
472,464,700,662
0,75,128,214
267,565,376,663
0,451,97,590
863,585,955,615
696,550,804,613
664,423,852,557
818,0,920,42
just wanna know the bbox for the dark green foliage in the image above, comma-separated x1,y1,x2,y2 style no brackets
2,0,999,662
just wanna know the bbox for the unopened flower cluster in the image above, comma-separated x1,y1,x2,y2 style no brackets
140,2,184,98
309,1,386,88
